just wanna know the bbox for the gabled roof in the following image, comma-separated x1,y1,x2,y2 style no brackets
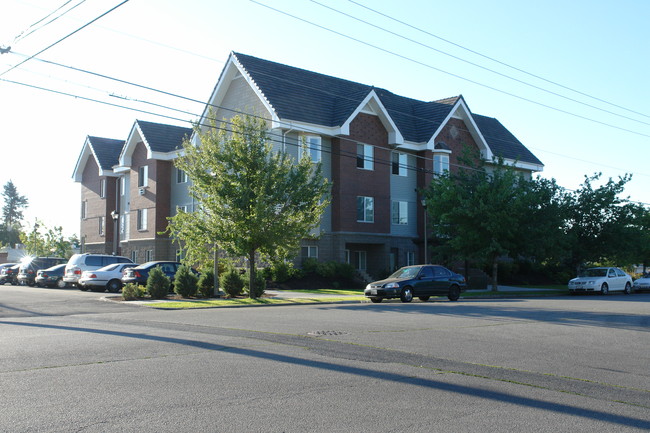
116,120,193,169
230,52,543,170
72,136,124,182
136,120,193,153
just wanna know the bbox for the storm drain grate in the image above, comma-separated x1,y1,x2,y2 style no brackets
307,330,349,336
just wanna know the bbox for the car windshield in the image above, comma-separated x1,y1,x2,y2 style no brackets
388,266,421,279
579,268,607,277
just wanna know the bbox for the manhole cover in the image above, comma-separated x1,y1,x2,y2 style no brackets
307,330,348,336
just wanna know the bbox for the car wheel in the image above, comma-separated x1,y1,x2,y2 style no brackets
56,279,67,289
78,285,88,291
600,283,609,295
418,296,430,302
369,297,383,303
400,287,413,303
624,282,632,295
107,279,122,293
448,285,461,301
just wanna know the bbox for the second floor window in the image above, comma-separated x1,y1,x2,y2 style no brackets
81,201,87,219
299,136,321,163
434,154,449,175
177,168,188,183
356,196,374,223
391,201,408,225
98,216,105,236
99,179,106,198
356,143,373,170
137,208,148,231
392,152,407,176
138,165,148,187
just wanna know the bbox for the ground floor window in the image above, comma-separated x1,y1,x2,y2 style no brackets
131,250,137,263
407,251,415,266
301,245,318,259
145,250,154,262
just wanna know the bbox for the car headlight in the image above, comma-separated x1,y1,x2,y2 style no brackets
365,284,372,291
587,281,595,285
384,282,399,289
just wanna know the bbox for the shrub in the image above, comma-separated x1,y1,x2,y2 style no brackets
122,283,145,300
315,261,355,279
269,261,296,283
302,257,318,274
220,267,244,298
147,266,171,299
197,269,215,298
174,265,198,298
243,268,266,298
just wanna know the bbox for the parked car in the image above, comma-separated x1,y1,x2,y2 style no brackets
0,263,21,285
0,262,16,274
364,265,466,303
121,261,194,287
633,273,650,292
568,267,633,295
17,257,67,286
78,262,138,293
35,264,67,288
64,254,133,287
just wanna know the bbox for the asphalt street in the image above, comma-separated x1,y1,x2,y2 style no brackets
1,284,649,432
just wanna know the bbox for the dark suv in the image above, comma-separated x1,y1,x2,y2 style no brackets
17,257,67,286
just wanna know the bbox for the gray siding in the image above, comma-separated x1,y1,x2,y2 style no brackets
390,153,417,237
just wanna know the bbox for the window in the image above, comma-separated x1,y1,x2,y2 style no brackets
98,216,105,236
99,179,106,198
81,201,87,219
120,177,126,196
131,250,137,263
391,201,408,225
356,143,373,170
433,154,449,175
176,205,188,214
145,250,154,262
392,152,407,176
138,165,148,187
300,136,321,162
137,208,148,231
177,168,188,184
301,246,318,259
407,251,415,266
356,196,374,223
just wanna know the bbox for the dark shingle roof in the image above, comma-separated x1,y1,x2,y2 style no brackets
136,120,193,152
87,136,124,170
473,115,543,165
232,52,542,166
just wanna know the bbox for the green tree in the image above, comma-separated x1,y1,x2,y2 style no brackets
424,151,566,290
168,114,331,298
1,180,28,247
564,173,638,270
20,222,74,258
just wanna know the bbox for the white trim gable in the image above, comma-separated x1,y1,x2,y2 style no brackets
72,136,118,182
428,98,493,160
340,90,404,145
198,52,279,130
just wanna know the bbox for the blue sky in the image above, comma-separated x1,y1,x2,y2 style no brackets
1,0,648,237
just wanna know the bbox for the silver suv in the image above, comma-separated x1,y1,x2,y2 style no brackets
64,254,133,287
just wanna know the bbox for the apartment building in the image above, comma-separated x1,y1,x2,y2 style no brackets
73,52,543,279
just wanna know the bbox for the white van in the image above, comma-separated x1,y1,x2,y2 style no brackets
64,254,133,286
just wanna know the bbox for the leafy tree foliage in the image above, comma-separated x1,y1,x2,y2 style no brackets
20,221,75,258
168,114,331,298
0,180,28,247
563,173,639,271
424,151,566,290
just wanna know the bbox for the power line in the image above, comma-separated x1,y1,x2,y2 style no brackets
3,74,648,208
12,0,88,45
250,0,650,139
347,0,650,121
7,50,650,182
0,0,130,78
310,0,650,128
